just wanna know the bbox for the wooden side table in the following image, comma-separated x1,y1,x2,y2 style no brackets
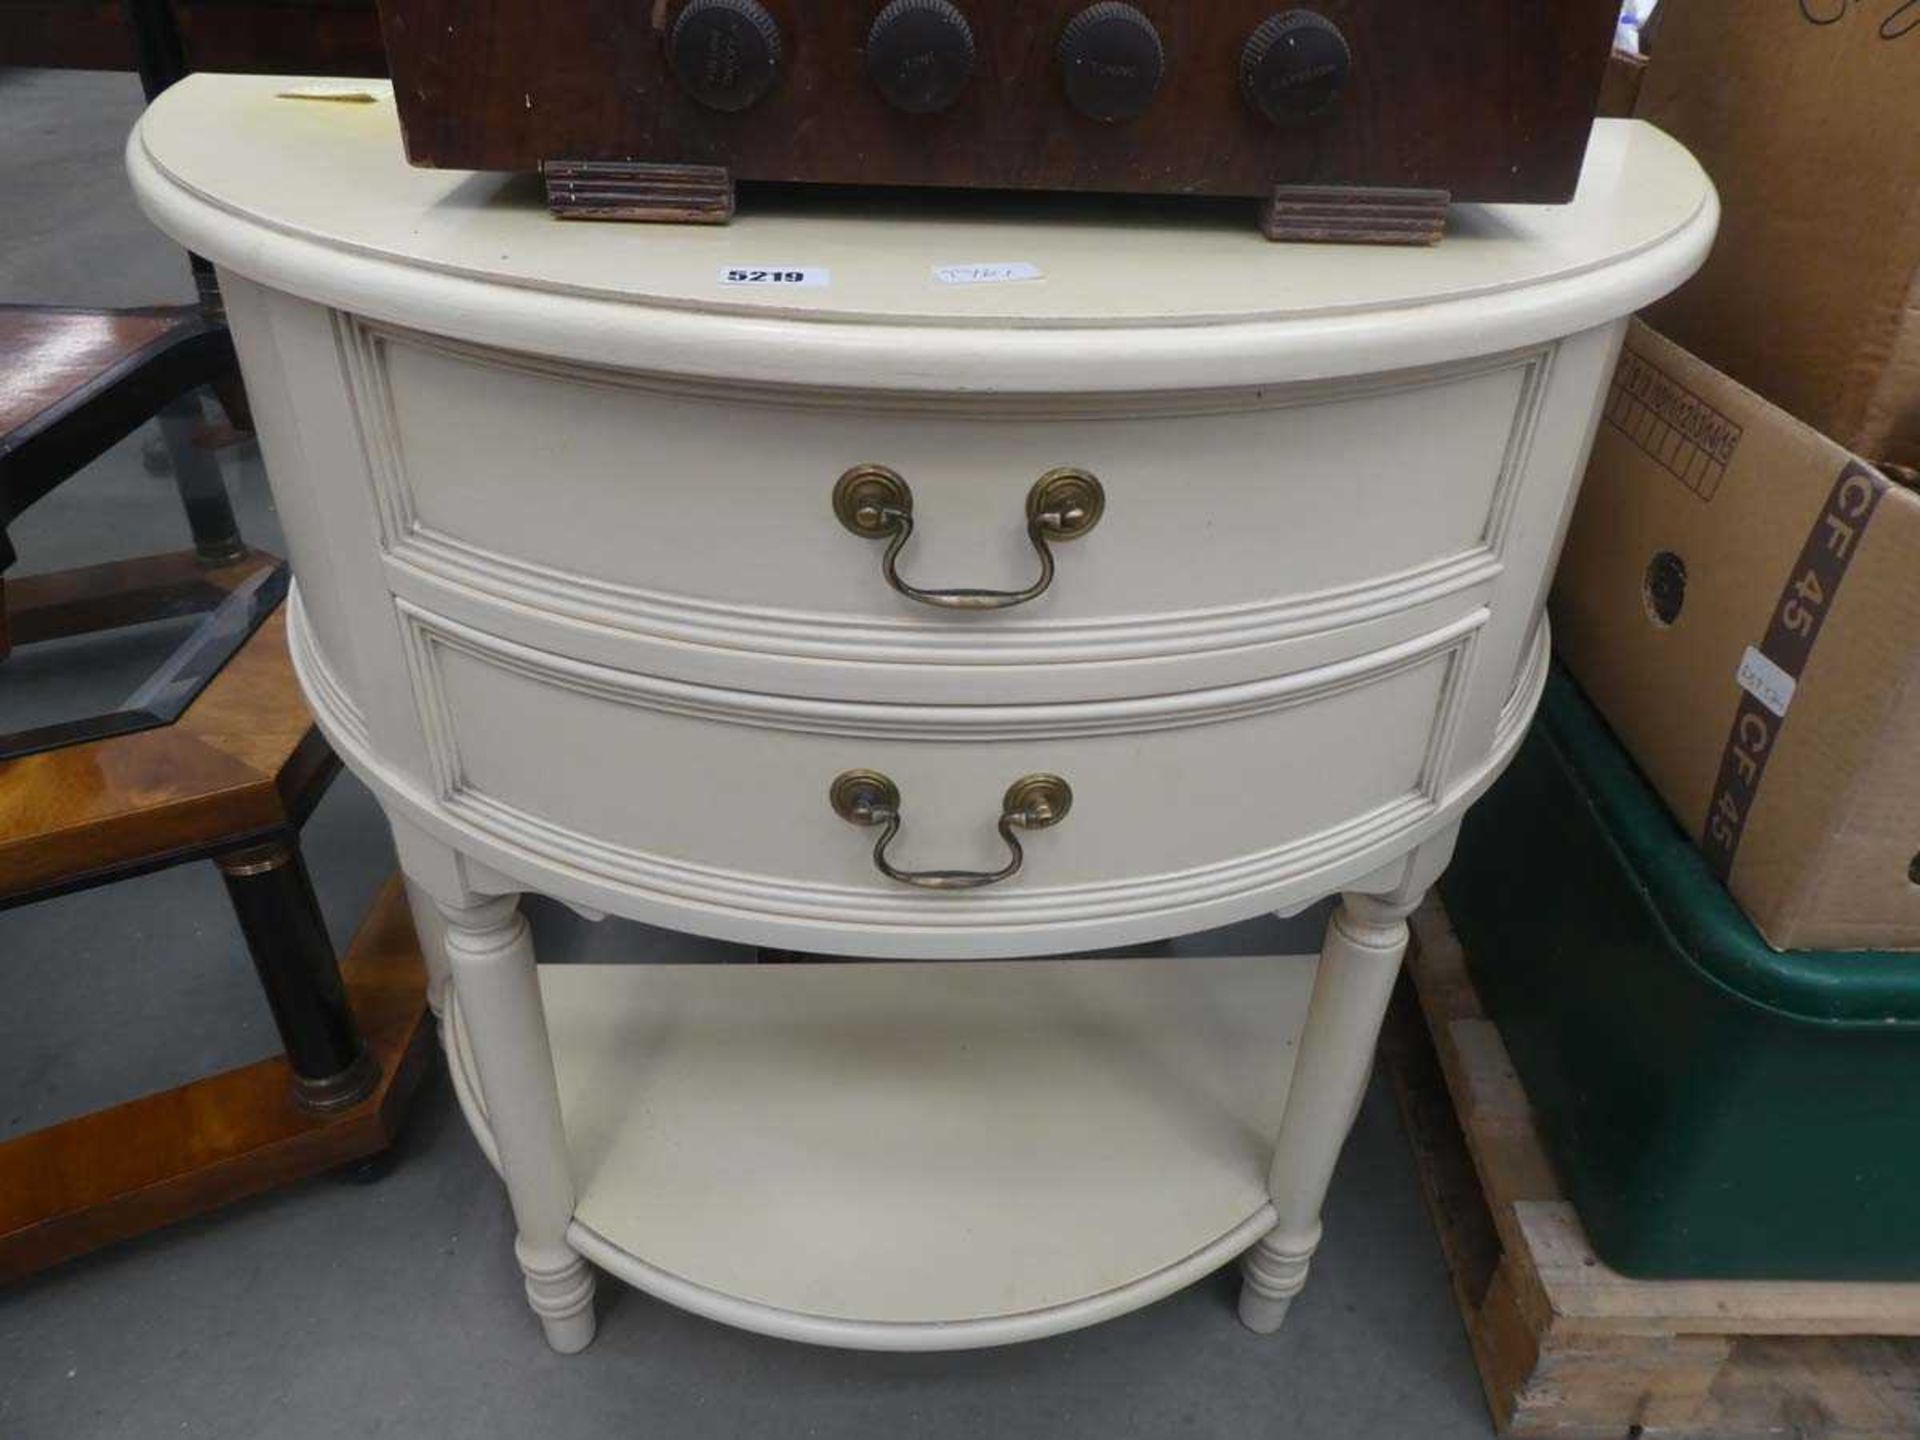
130,76,1717,1355
1,302,247,668
0,606,434,1281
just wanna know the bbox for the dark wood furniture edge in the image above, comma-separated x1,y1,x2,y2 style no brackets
0,561,289,764
545,160,735,224
0,2,391,80
0,875,432,1285
276,727,342,826
1597,47,1648,120
4,548,272,647
2,815,307,910
1261,185,1450,246
0,306,235,503
0,603,315,903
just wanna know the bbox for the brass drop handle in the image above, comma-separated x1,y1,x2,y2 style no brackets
830,770,1073,890
833,465,1105,611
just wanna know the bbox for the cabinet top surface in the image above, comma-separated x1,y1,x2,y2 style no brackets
131,75,1716,389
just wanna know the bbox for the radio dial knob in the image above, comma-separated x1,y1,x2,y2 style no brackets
1241,10,1351,124
1057,4,1166,124
668,0,783,112
867,0,976,114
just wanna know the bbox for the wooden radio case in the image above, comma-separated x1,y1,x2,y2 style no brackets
377,1,1622,229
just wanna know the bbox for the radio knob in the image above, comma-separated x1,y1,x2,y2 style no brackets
867,0,976,114
1241,10,1351,123
1057,3,1165,123
669,0,783,112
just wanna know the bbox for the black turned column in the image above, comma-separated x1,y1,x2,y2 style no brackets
157,395,246,565
121,0,188,102
0,552,13,664
217,840,380,1113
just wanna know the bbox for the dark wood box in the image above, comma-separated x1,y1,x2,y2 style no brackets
377,0,1620,203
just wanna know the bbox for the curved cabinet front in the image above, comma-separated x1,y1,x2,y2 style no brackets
349,320,1548,702
286,596,1529,957
138,81,1715,959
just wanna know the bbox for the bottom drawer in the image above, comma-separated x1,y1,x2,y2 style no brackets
400,605,1481,944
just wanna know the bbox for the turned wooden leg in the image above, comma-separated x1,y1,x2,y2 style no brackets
1239,890,1416,1334
1,529,16,663
439,894,596,1354
403,878,452,1024
218,839,379,1113
157,392,246,565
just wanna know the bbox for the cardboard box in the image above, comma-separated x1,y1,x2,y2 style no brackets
1635,1,1920,473
1552,321,1920,952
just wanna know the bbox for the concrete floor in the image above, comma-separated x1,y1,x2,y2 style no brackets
0,68,1496,1440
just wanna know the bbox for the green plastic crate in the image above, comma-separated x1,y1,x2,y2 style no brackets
1438,667,1920,1280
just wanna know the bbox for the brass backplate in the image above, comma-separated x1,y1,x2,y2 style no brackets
1027,469,1105,539
1004,774,1073,828
830,769,901,825
833,466,912,537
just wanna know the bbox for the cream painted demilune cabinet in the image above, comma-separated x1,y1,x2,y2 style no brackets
130,75,1716,1355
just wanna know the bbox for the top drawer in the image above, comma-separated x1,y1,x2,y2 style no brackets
348,323,1550,695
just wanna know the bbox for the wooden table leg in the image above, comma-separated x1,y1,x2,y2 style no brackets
157,392,245,565
1238,891,1416,1333
0,876,432,1283
1238,823,1461,1335
440,892,597,1353
217,838,380,1113
401,877,451,1022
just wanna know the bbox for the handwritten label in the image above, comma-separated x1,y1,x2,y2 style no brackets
719,267,830,288
1735,645,1798,719
1798,0,1919,40
934,262,1044,286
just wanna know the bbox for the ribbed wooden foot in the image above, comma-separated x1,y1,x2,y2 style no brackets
518,1237,597,1353
1261,185,1450,246
1237,1221,1320,1334
545,160,734,224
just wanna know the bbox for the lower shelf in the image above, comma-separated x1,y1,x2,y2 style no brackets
450,953,1316,1349
0,875,433,1283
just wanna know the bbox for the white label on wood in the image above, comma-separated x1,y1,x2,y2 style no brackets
718,267,831,288
1736,645,1796,718
933,262,1044,286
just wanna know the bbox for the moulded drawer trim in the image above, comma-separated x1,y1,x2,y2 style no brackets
340,315,1549,671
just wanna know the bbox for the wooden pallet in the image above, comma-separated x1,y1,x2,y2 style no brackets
1384,899,1920,1439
